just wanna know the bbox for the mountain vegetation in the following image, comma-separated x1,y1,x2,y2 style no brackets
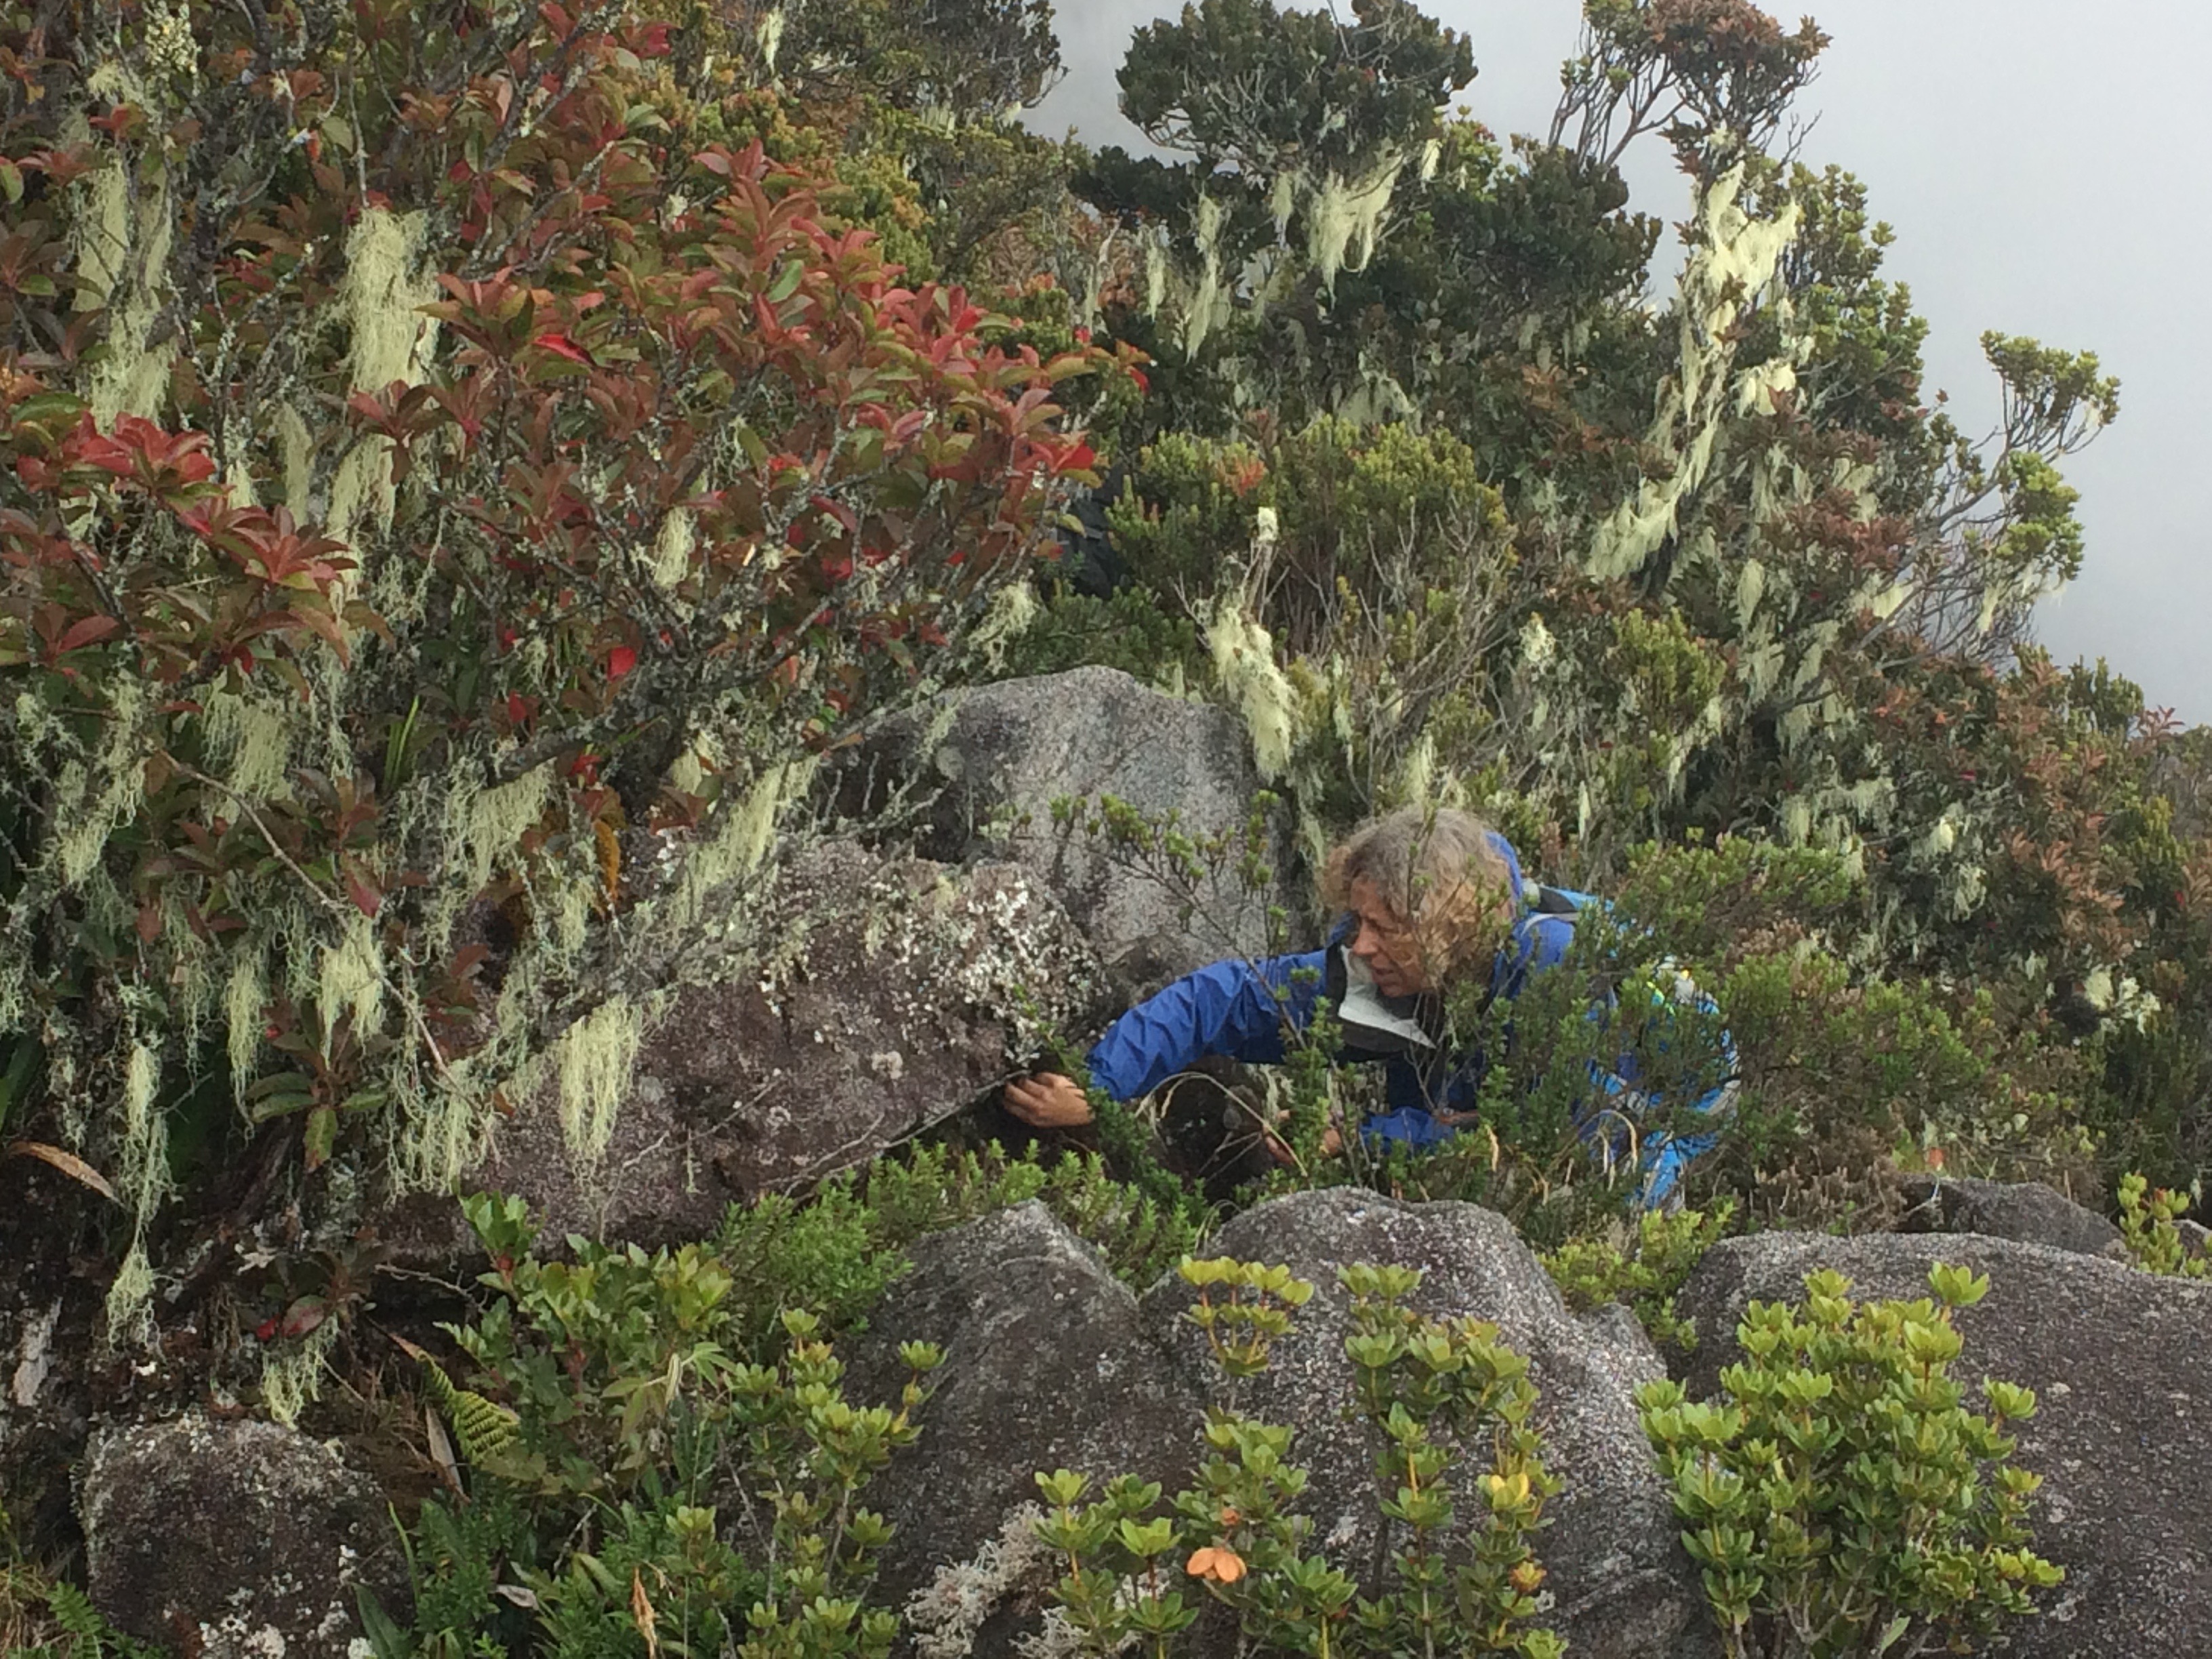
0,0,2207,1651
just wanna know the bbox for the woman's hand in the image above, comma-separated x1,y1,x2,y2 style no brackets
1002,1071,1095,1129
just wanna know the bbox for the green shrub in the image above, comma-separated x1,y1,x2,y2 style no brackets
1637,1263,2062,1659
1035,1256,1563,1658
2116,1171,2209,1278
381,1193,943,1658
1542,1202,1737,1350
712,1141,1206,1346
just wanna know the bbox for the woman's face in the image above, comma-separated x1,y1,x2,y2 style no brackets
1347,878,1433,998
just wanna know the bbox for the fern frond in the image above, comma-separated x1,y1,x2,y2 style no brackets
397,1335,522,1467
424,1359,521,1466
41,1580,160,1659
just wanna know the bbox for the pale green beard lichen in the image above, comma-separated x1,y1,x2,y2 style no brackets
201,687,293,800
1586,162,1804,581
327,207,442,557
104,1042,169,1343
552,996,642,1168
260,1319,340,1427
651,506,697,588
75,66,176,424
462,764,554,890
319,914,385,1040
276,403,315,521
1302,150,1405,296
1206,596,1297,784
104,1244,157,1348
224,947,269,1099
1182,194,1235,358
56,678,150,888
964,581,1040,677
664,759,815,937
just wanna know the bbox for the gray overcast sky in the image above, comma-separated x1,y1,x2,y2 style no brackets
1031,1,2211,724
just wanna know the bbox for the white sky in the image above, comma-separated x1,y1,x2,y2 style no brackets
1031,1,2212,723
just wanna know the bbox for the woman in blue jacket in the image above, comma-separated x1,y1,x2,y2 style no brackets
1002,806,1734,1207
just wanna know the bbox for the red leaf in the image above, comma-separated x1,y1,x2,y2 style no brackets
607,644,636,679
531,331,592,365
54,613,119,653
276,1295,329,1340
346,871,382,918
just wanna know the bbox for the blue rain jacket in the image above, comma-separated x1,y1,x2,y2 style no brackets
1084,832,1735,1206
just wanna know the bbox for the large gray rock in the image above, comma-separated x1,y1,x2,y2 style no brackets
1675,1231,2212,1658
848,667,1293,996
1893,1175,2127,1259
375,841,1106,1268
857,1189,1709,1659
853,1203,1204,1634
79,1412,411,1658
1158,1189,1706,1659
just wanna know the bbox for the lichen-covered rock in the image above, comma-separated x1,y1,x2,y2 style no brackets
853,1191,1711,1659
79,1412,410,1658
1675,1231,2212,1658
849,1202,1204,1645
1893,1174,2127,1258
373,840,1106,1269
1151,1188,1708,1659
847,665,1294,996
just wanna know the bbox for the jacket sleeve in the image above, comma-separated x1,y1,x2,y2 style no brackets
1084,951,1330,1103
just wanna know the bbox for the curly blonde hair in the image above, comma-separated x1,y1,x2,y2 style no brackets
1319,806,1517,985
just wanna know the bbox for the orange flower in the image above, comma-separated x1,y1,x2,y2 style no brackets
1186,1545,1248,1584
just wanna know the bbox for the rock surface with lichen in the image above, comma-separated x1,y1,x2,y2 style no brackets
374,839,1109,1265
79,1412,411,1658
1891,1174,2127,1258
848,1201,1206,1650
855,1189,1712,1659
844,665,1296,998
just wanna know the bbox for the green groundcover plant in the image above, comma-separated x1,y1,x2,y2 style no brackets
1638,1263,2062,1659
367,1191,945,1659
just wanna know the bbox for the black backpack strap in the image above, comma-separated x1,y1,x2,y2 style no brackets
1530,884,1581,917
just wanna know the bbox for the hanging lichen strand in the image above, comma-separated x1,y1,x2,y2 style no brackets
1143,150,1412,363
74,61,178,426
1298,148,1410,297
1585,158,1805,584
329,207,442,567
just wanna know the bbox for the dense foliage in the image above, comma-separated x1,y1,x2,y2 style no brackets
0,1,1122,1333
